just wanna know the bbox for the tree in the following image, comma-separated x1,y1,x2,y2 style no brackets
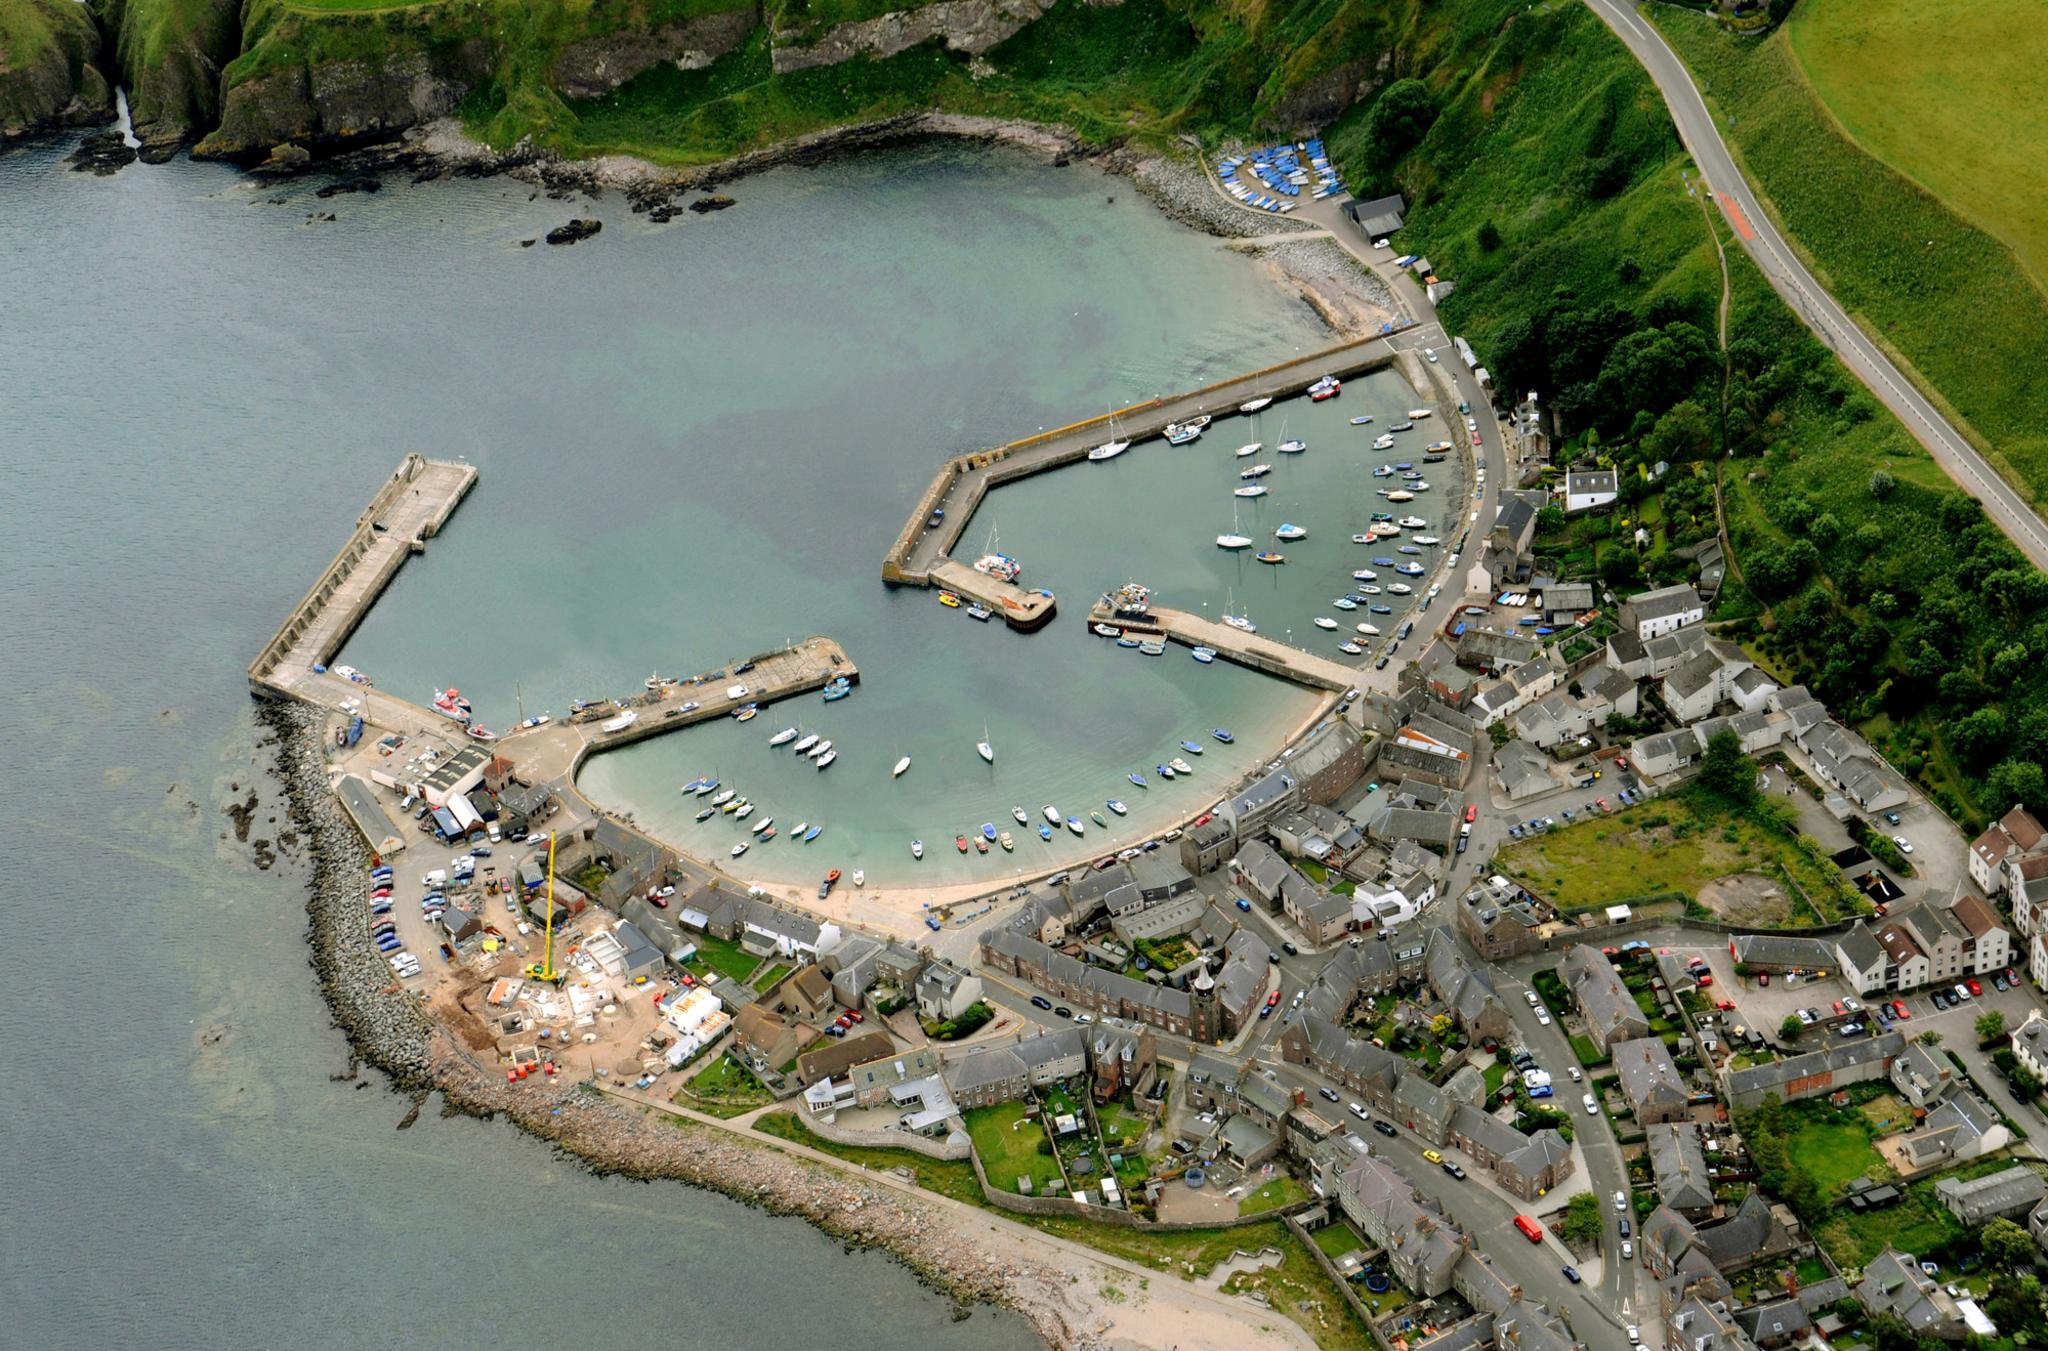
1699,729,1758,806
1918,1030,1943,1047
1780,1014,1804,1042
1988,757,2048,815
1869,468,1896,499
1477,220,1503,251
1643,400,1713,463
1981,1217,2037,1273
1365,80,1438,170
1976,1009,2008,1042
1561,1192,1604,1245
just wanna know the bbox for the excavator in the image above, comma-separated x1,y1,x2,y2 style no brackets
522,832,567,987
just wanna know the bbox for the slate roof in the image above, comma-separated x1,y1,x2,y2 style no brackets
1726,1032,1904,1100
1647,1123,1715,1211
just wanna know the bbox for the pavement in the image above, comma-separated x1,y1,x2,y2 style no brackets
1580,0,2048,572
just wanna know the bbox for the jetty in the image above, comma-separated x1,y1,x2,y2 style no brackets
249,453,477,700
1091,601,1360,693
881,329,1410,621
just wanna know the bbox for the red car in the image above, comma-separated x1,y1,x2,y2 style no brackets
1716,999,1736,1011
1266,991,1283,1009
2007,968,2021,986
1465,803,1479,824
1892,1000,1910,1020
835,1013,853,1029
847,1010,864,1023
1968,978,1983,997
1696,974,1713,988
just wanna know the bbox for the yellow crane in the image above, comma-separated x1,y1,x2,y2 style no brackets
523,832,566,986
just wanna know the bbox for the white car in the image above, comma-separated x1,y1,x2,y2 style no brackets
1424,347,1438,363
1536,1011,1552,1026
1893,835,1915,854
1614,1190,1628,1211
1627,1325,1640,1346
1524,990,1541,1007
1621,1240,1633,1259
1567,1066,1583,1082
1583,1093,1599,1115
1073,1013,1095,1025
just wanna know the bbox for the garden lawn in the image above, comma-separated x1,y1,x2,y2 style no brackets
1313,1221,1367,1260
685,932,762,985
965,1103,1064,1197
751,963,792,992
679,1055,776,1118
1237,1174,1309,1217
1783,1106,1880,1198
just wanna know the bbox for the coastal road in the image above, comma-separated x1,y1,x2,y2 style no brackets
1580,0,2048,571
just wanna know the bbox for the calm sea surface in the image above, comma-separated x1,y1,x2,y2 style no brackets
0,134,1420,1348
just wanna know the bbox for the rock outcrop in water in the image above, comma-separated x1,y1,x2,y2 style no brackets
0,0,114,147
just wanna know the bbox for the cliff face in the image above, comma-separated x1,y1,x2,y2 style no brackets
96,0,244,155
201,38,493,159
0,0,115,142
768,0,1051,75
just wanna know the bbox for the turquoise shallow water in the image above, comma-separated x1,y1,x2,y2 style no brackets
1,133,1380,1349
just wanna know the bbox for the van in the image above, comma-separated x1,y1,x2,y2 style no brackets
420,869,446,888
725,684,750,701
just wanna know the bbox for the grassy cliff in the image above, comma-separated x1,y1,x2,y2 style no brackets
0,0,114,139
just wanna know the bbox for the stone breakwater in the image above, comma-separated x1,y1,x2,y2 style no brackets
1102,147,1316,241
267,702,1082,1345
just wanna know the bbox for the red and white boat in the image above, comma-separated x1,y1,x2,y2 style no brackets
1308,374,1341,402
466,724,497,741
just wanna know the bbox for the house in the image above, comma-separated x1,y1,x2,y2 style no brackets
1647,1123,1716,1216
1562,945,1650,1055
1723,1032,1904,1111
1666,1289,1760,1351
1343,192,1407,239
1936,1165,2047,1225
824,934,884,1007
1495,739,1555,802
1447,1105,1574,1200
795,1030,896,1087
1377,724,1475,788
1736,1297,1812,1350
915,959,983,1022
1471,656,1559,726
1663,647,1737,725
1644,1191,1788,1279
1486,497,1540,587
1640,624,1711,680
1630,728,1702,781
732,1003,802,1070
1579,662,1640,721
1889,1040,1956,1110
1614,1037,1689,1124
1286,883,1353,948
943,1027,1088,1108
1729,666,1779,713
1898,1087,2008,1169
847,1046,944,1109
1620,583,1705,642
1427,932,1514,1041
1271,804,1366,868
1457,878,1549,961
1950,891,2012,975
2014,1010,2048,1082
1514,692,1593,750
1971,805,2046,897
1089,1024,1157,1102
773,964,836,1023
1541,581,1596,621
1230,840,1296,914
1856,1248,1966,1339
1564,469,1618,513
1795,719,1910,813
1329,1155,1470,1296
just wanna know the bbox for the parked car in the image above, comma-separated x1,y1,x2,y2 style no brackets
1567,1066,1582,1082
1584,1094,1600,1116
1893,835,1914,854
1562,1266,1581,1285
1030,995,1052,1010
1893,999,1911,1019
1282,941,1300,957
1236,897,1253,913
1883,811,1901,826
1319,1087,1340,1104
1054,1006,1072,1019
1465,803,1479,823
1373,1120,1397,1137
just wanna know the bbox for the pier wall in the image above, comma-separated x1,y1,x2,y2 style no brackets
248,454,477,698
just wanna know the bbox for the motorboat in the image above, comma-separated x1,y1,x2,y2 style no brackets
734,704,758,722
966,603,992,622
1216,531,1253,549
1234,485,1269,498
758,826,777,842
981,823,999,843
1183,414,1213,431
1255,551,1284,564
1399,545,1422,556
1039,824,1054,841
1139,641,1165,656
1233,442,1262,458
1370,604,1393,614
1313,616,1339,630
710,789,736,807
972,836,989,854
1390,420,1413,432
1066,816,1086,836
804,825,823,843
1212,728,1234,743
1275,523,1307,541
1426,440,1453,453
1278,438,1307,454
1239,463,1272,479
807,739,833,758
1400,515,1427,529
730,842,749,858
695,807,716,822
1169,757,1195,775
822,677,852,702
1333,597,1358,611
815,750,837,769
1339,641,1363,654
1353,569,1378,582
1117,637,1143,649
1157,764,1176,780
466,725,497,742
1165,420,1206,445
1043,805,1062,824
852,870,864,887
893,755,911,777
1356,623,1381,636
1090,811,1108,828
1180,740,1205,756
938,591,961,608
752,817,776,836
1092,623,1122,638
1129,773,1149,789
1352,533,1375,544
1012,805,1030,825
770,727,799,746
1239,396,1273,414
1358,584,1382,594
1108,800,1128,815
911,840,924,859
1410,481,1431,492
1191,647,1217,663
734,802,755,820
1374,523,1401,537
1372,463,1394,475
955,835,969,853
1308,375,1340,401
1349,415,1374,425
790,820,807,838
999,832,1014,851
1397,562,1426,576
1415,534,1441,545
1388,583,1413,595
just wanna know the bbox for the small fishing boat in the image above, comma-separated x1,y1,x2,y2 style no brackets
1308,375,1340,401
759,826,778,842
1116,636,1142,649
753,817,776,836
730,842,749,858
734,704,758,722
1356,623,1380,636
999,832,1014,851
938,591,961,608
1180,740,1205,755
711,789,736,807
1039,824,1054,841
790,821,808,838
1373,434,1396,450
804,825,823,843
893,755,911,777
769,727,799,747
1358,584,1382,595
1349,415,1374,425
1370,604,1393,614
1275,523,1307,542
1234,485,1269,499
1390,420,1413,432
1255,551,1285,564
981,823,998,843
1165,421,1205,446
1239,396,1273,414
974,836,989,853
1238,463,1272,480
1129,772,1149,789
1157,764,1176,780
955,835,969,853
1043,805,1062,824
1333,597,1358,611
807,739,833,759
695,807,715,822
1233,441,1262,458
1386,489,1415,502
1139,641,1165,656
1353,569,1378,581
1278,438,1307,454
1415,534,1441,545
822,677,852,701
1169,757,1195,775
853,870,864,887
911,840,924,859
1191,647,1217,663
1373,556,1396,566
1212,729,1234,743
1339,641,1363,655
966,603,992,622
792,734,818,755
1091,623,1122,638
465,724,497,741
1066,816,1086,836
1397,562,1426,576
1107,800,1127,816
1090,810,1108,828
734,802,755,820
1409,481,1431,493
1399,545,1422,556
1372,464,1394,477
815,750,837,769
1407,407,1433,419
819,869,840,898
1399,515,1427,529
1388,583,1413,595
1313,616,1339,630
1012,805,1029,825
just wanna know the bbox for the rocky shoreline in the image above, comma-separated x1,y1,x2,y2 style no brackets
265,699,1083,1344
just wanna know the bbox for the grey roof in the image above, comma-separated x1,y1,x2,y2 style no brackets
1562,945,1644,1043
1936,1164,2047,1220
943,1043,1027,1095
1737,1297,1810,1345
1564,470,1616,496
1727,1032,1905,1099
1231,840,1295,897
1858,1247,1962,1333
1665,647,1725,702
1543,581,1596,611
1733,932,1839,970
1494,739,1552,793
1613,1036,1687,1111
1647,1124,1715,1210
1628,583,1703,623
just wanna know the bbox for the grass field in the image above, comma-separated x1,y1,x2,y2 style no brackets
1495,790,1840,917
1783,1104,1881,1198
965,1103,1064,1197
1655,8,2048,506
684,932,761,985
1236,1174,1309,1217
1787,0,2048,287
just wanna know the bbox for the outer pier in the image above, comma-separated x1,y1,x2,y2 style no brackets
926,560,1057,631
881,329,1411,614
1089,601,1361,693
249,453,478,700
